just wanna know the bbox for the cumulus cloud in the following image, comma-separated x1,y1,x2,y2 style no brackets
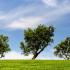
0,51,33,60
37,55,63,60
36,47,63,60
0,51,63,60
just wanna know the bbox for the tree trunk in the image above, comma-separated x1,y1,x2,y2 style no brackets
0,53,4,58
65,54,69,60
32,47,46,60
32,53,38,60
66,57,69,60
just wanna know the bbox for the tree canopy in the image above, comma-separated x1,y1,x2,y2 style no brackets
0,35,11,58
54,37,70,60
20,24,54,59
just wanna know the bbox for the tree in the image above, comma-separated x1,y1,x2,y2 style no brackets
20,24,54,59
54,37,70,60
0,35,11,58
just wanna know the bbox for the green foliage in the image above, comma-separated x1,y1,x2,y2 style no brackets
54,37,70,60
20,24,54,59
0,35,11,58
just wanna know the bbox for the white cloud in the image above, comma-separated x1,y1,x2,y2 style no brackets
37,55,63,60
0,5,36,21
0,51,33,60
7,17,43,29
0,0,70,30
5,6,35,21
0,51,63,60
42,0,69,7
6,2,70,30
36,47,63,60
42,0,57,7
0,15,6,20
43,4,70,22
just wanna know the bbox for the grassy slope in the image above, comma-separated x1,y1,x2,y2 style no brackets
0,60,70,70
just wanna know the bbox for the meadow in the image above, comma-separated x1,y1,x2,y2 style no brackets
0,60,70,70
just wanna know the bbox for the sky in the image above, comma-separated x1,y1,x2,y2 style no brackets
0,0,70,60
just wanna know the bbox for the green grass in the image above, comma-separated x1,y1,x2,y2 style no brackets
0,60,70,70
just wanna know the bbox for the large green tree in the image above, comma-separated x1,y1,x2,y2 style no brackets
0,35,11,58
20,24,54,59
54,37,70,60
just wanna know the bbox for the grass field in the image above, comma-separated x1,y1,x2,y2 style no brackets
0,60,70,70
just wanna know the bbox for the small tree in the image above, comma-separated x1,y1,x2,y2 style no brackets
54,37,70,60
20,24,54,59
0,35,11,58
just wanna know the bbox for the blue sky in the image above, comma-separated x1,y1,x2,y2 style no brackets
0,0,70,59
